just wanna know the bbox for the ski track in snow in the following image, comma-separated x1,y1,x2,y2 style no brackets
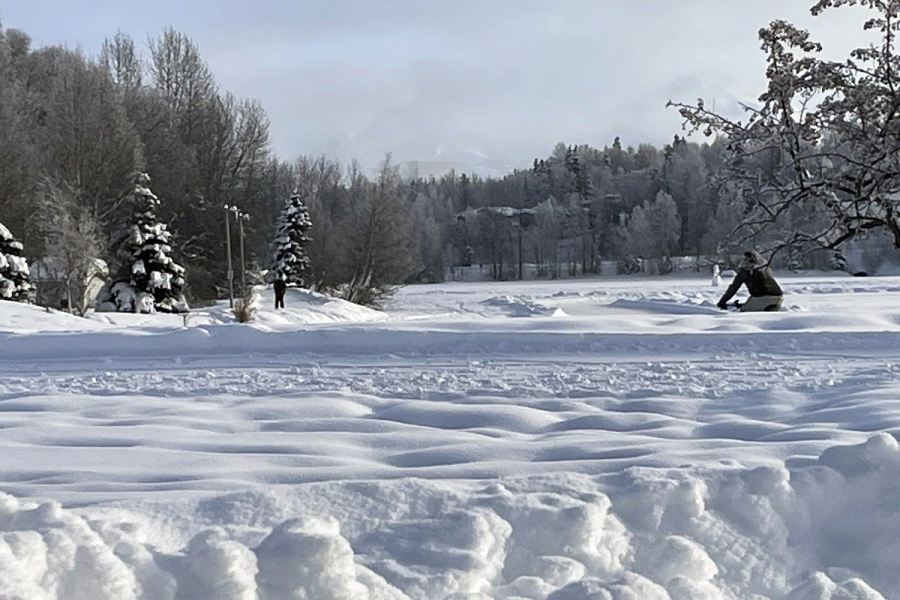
2,275,900,599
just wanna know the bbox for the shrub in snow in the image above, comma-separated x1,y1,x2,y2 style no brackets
333,271,399,308
619,255,642,275
269,190,312,287
0,221,34,302
96,173,189,313
232,288,260,323
658,256,674,276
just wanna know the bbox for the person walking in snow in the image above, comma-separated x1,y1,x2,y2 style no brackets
273,276,287,310
717,250,783,312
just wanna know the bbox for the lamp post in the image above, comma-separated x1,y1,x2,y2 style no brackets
511,208,532,281
238,211,249,295
514,214,523,281
456,214,472,267
229,205,250,296
223,205,234,308
581,199,597,273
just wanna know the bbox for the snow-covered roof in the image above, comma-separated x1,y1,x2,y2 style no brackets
458,206,538,219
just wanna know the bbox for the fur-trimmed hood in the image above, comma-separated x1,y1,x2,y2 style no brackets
739,250,765,271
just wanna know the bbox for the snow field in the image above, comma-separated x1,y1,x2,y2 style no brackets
1,274,900,598
2,434,899,599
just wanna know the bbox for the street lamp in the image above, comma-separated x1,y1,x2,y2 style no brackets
228,206,250,296
512,213,523,281
581,199,597,274
456,214,473,268
223,205,234,308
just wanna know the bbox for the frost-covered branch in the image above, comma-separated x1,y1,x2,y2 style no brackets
671,0,900,253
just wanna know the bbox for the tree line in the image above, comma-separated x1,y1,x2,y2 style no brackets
4,0,900,313
0,20,740,313
0,24,422,309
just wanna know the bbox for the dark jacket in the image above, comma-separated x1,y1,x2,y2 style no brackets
719,252,782,305
273,279,287,296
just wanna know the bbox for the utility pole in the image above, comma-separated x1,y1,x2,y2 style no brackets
517,216,523,281
223,205,234,308
229,205,250,297
238,211,248,296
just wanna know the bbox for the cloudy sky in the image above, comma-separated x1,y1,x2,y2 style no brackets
0,0,871,171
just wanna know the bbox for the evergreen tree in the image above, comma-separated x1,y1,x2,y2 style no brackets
0,221,33,302
565,146,593,200
97,173,188,313
269,190,313,286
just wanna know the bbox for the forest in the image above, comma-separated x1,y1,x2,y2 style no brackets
1,12,898,310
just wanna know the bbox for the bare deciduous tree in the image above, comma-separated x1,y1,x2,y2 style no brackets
337,155,417,306
148,28,216,139
35,179,105,315
100,31,143,94
295,156,346,290
0,27,39,244
669,0,900,260
36,48,141,221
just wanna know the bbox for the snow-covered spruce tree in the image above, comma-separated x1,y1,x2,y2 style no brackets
97,173,188,313
269,190,312,286
0,221,33,302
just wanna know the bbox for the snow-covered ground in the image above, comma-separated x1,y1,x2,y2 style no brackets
2,273,900,599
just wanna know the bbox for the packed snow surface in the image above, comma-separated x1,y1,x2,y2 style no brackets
2,275,900,599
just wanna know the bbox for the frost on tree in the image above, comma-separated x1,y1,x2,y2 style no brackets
269,190,312,286
97,173,189,313
669,1,900,255
0,222,34,302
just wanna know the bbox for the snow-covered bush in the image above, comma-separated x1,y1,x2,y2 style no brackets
619,255,642,275
0,221,34,302
232,288,260,323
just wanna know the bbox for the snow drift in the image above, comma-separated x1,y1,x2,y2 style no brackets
1,274,900,598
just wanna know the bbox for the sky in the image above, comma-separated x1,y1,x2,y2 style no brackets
2,273,900,598
0,1,875,170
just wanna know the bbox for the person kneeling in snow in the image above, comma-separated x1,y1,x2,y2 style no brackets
717,250,783,312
